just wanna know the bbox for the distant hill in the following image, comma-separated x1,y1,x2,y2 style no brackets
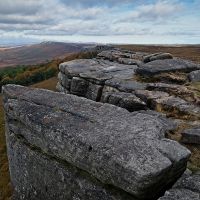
0,41,91,68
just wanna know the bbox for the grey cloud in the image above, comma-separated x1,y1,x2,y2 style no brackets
117,1,183,23
0,15,52,25
0,23,49,32
59,0,137,7
0,0,42,15
0,0,198,44
27,20,111,36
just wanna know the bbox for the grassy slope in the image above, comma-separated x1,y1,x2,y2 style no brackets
0,76,58,200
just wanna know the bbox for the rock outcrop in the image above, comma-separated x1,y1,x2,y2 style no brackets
143,53,173,63
57,49,200,119
3,48,200,199
181,126,200,144
136,58,200,76
3,85,191,200
188,70,200,82
55,48,200,199
57,58,147,111
159,170,200,200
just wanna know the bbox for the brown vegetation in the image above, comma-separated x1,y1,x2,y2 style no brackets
118,45,200,63
0,42,90,68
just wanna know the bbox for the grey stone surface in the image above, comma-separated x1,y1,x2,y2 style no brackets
117,57,141,65
105,78,147,92
146,82,187,92
143,53,173,63
3,85,191,200
101,91,147,111
134,90,170,109
8,130,135,200
60,58,137,82
146,83,188,93
57,55,147,110
84,44,114,53
146,83,197,104
56,82,69,94
97,50,145,63
188,70,200,82
157,96,200,118
85,82,103,101
134,90,200,119
137,58,200,76
57,50,199,115
181,126,200,144
159,171,200,200
70,77,89,96
58,72,71,89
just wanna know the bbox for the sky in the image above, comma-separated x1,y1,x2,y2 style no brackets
0,0,200,45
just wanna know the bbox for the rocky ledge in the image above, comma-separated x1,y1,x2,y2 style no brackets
159,170,200,200
55,48,200,199
57,49,200,120
3,48,200,200
3,85,191,200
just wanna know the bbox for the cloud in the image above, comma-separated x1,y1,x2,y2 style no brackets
0,0,199,44
0,0,42,15
59,0,136,8
117,0,183,23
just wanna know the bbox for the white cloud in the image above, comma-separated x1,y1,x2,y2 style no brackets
0,0,199,44
118,0,183,23
0,0,43,15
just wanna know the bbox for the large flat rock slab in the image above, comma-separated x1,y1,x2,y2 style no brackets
136,58,200,76
59,58,137,83
3,85,191,200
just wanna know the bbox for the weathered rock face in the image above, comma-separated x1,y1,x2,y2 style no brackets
3,85,191,200
159,170,200,200
57,57,148,112
143,53,173,63
181,126,200,144
57,49,200,116
188,70,200,82
101,91,147,111
97,49,147,63
136,58,200,76
146,83,192,97
134,90,200,120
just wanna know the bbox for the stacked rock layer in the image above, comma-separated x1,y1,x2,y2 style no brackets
3,48,200,200
3,85,191,200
